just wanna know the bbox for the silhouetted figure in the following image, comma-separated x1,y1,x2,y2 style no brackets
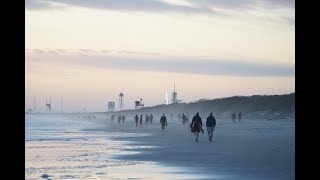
111,115,114,123
145,114,149,124
206,113,216,142
182,114,187,125
140,114,143,126
122,115,125,123
190,112,203,142
160,114,167,131
118,115,122,124
150,114,153,124
178,113,182,123
231,113,236,123
170,113,173,120
134,115,139,127
238,112,242,122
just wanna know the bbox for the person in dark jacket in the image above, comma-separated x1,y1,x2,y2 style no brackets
190,112,202,142
134,115,139,127
122,115,125,124
206,112,216,141
150,114,153,124
145,114,149,124
231,112,236,123
238,112,242,122
118,115,121,124
139,114,143,126
160,114,167,131
182,114,187,125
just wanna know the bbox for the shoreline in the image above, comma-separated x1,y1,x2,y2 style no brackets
80,115,295,179
26,113,295,179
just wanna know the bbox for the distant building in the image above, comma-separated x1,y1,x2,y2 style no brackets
171,83,177,104
108,101,115,112
135,98,144,109
119,92,124,111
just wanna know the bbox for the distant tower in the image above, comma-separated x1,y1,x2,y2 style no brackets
119,92,124,111
46,96,51,111
171,83,177,104
164,92,168,105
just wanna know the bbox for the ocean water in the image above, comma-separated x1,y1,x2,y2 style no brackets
25,114,204,180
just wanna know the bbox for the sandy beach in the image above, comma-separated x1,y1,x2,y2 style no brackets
26,113,294,179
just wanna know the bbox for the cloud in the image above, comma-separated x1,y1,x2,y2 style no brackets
117,50,161,56
26,49,294,77
25,0,66,10
25,0,295,26
26,0,295,11
33,49,46,54
25,0,210,14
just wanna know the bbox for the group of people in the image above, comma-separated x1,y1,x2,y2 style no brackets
67,114,96,120
134,114,154,126
189,112,216,142
231,112,242,123
111,114,126,124
153,112,217,142
110,112,221,142
178,112,190,125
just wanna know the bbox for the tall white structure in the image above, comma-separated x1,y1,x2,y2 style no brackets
118,92,124,111
164,92,169,105
171,83,177,104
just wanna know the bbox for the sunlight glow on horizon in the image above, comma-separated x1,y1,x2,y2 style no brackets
25,1,295,112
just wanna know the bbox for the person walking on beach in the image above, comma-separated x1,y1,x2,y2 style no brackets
111,115,114,122
178,113,182,123
231,113,236,123
238,112,242,122
206,113,216,142
160,114,168,131
122,115,125,124
134,115,139,127
182,114,187,125
145,114,149,124
190,112,203,142
140,114,143,126
118,115,122,124
150,114,153,124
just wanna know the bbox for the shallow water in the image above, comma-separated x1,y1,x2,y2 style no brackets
25,114,201,180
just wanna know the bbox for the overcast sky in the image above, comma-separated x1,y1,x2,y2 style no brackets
25,0,295,112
